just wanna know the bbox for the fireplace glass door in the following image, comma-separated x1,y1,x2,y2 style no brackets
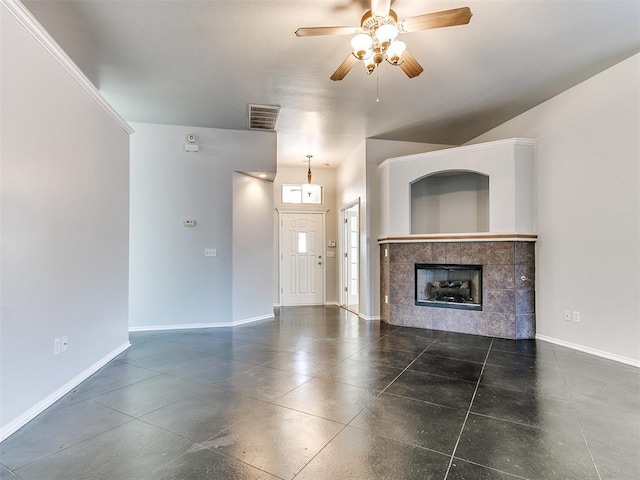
415,264,482,310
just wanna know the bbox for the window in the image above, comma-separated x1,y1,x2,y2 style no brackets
297,232,307,253
282,184,323,204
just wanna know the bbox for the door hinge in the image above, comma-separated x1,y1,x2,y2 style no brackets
345,287,348,292
344,219,348,224
345,253,348,258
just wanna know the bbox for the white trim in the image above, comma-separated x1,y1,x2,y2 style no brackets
340,198,361,212
536,334,640,368
1,0,133,135
359,314,381,321
340,198,361,312
378,138,535,169
275,207,329,214
324,301,339,306
0,341,131,442
378,234,537,244
129,314,275,332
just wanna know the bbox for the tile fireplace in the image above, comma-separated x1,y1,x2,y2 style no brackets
380,239,536,339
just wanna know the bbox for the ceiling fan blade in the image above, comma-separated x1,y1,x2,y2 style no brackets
401,7,472,33
399,50,424,78
295,26,359,37
371,0,391,18
330,54,359,81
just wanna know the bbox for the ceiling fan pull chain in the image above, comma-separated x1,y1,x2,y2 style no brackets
376,72,380,103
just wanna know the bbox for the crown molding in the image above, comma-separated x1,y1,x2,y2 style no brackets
1,0,134,135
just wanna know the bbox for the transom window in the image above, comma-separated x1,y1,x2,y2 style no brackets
282,184,323,204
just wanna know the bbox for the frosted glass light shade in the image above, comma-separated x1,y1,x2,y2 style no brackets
386,40,406,64
351,34,373,59
375,24,398,46
364,57,376,74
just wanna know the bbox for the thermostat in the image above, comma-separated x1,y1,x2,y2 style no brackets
183,219,196,227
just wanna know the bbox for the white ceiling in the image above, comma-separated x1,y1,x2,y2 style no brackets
24,0,640,167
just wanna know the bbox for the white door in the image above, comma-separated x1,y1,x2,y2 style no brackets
280,213,325,305
342,201,359,312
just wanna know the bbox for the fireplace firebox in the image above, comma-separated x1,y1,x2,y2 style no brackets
415,264,482,311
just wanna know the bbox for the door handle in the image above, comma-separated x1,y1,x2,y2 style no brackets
318,262,324,266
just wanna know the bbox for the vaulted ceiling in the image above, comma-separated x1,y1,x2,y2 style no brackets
24,0,640,166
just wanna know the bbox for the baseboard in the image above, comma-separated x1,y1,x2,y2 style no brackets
359,314,381,321
324,301,339,306
536,334,640,368
0,341,131,443
129,313,275,332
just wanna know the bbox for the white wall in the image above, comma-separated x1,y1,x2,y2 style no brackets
1,3,131,438
233,173,274,323
378,139,536,238
469,54,640,364
129,123,276,329
273,166,338,305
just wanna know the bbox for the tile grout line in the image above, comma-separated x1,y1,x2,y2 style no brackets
296,334,443,479
553,347,603,480
443,337,494,479
376,336,442,398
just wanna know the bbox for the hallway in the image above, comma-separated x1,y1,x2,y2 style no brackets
1,306,638,479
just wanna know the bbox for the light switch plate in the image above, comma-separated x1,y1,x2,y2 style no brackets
204,248,216,257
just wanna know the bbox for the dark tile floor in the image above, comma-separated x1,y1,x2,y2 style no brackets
1,306,639,479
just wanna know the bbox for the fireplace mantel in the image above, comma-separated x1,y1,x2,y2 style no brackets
379,233,538,243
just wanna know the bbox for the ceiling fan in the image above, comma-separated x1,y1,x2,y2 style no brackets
295,0,472,81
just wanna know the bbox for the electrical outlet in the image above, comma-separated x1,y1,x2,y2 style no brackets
572,311,581,323
564,310,571,321
54,338,61,356
61,335,68,352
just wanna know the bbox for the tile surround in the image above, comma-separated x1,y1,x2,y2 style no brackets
380,241,536,339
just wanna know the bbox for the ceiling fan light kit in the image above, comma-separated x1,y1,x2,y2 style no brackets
295,1,472,81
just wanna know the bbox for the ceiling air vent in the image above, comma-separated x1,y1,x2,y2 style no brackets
248,104,280,131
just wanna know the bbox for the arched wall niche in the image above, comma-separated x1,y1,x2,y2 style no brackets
410,170,489,234
378,138,535,237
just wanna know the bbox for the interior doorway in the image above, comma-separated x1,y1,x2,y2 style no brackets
341,200,359,313
279,212,325,305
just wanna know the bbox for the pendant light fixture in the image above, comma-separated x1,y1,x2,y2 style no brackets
302,154,322,203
